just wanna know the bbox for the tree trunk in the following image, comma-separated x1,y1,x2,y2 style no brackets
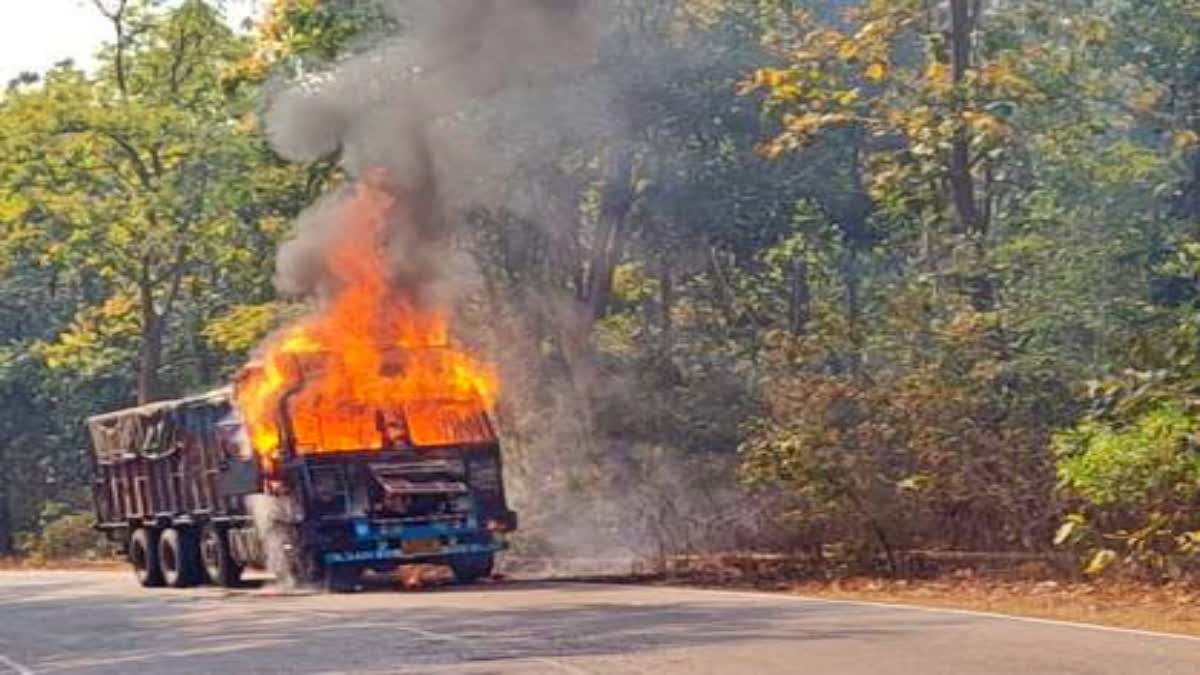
948,0,981,235
1190,142,1200,225
0,454,11,555
842,484,898,577
553,295,602,404
788,255,810,336
556,145,637,399
658,255,674,352
138,283,164,405
586,145,636,322
844,248,862,353
708,246,756,331
138,324,164,405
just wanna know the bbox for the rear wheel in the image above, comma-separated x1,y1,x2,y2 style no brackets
450,553,494,584
129,527,164,588
159,527,202,588
200,525,243,588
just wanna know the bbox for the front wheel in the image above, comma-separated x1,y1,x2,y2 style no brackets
449,553,494,584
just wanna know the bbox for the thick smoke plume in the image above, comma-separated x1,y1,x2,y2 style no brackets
258,1,748,572
266,0,594,305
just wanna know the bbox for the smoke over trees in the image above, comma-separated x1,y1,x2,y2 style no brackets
265,0,594,307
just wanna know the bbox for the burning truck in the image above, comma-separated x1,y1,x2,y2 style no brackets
87,178,516,591
83,0,597,593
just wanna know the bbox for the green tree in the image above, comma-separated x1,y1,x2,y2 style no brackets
3,2,251,403
734,0,1188,563
1,1,323,404
0,0,315,550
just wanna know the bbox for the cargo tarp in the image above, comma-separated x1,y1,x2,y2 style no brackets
87,388,232,465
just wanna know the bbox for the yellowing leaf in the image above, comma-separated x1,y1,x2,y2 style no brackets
836,89,861,106
1080,18,1110,46
1132,88,1162,112
1172,130,1199,151
1053,520,1077,546
1084,549,1117,576
773,84,804,101
865,62,887,83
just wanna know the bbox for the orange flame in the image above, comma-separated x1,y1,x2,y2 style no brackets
234,175,497,465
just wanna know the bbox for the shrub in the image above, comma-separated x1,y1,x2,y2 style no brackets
18,503,107,561
1054,397,1200,578
39,512,103,559
740,307,1070,570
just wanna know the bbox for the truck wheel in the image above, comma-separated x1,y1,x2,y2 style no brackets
450,553,494,584
324,566,362,593
200,526,243,588
129,528,165,588
159,528,202,588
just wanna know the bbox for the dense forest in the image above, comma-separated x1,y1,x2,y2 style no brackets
1,0,1199,579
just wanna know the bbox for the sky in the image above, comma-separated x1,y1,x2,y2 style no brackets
0,0,260,84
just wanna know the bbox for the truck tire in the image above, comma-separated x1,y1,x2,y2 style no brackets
450,553,494,584
129,527,165,588
200,525,243,588
159,527,202,588
324,565,362,593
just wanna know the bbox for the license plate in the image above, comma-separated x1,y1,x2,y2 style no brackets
401,538,440,554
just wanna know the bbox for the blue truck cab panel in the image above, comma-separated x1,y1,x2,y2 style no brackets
289,448,517,575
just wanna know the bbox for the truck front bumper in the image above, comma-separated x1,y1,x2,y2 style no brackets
318,516,506,567
323,541,501,565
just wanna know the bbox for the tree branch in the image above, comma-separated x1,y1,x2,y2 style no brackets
160,242,189,321
96,129,154,188
92,0,130,98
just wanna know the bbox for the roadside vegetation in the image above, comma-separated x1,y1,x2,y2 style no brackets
3,0,1200,589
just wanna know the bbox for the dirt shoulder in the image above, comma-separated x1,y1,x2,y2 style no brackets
529,553,1200,638
779,577,1200,638
507,554,1200,638
0,557,125,572
612,573,1200,638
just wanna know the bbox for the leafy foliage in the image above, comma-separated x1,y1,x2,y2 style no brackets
18,503,109,561
1056,402,1200,510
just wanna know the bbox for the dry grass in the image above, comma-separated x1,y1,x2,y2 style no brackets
787,576,1200,638
0,556,125,572
620,553,1200,638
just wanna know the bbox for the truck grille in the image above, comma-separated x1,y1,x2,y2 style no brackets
367,460,468,518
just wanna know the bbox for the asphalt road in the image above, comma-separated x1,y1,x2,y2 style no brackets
1,571,1199,674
